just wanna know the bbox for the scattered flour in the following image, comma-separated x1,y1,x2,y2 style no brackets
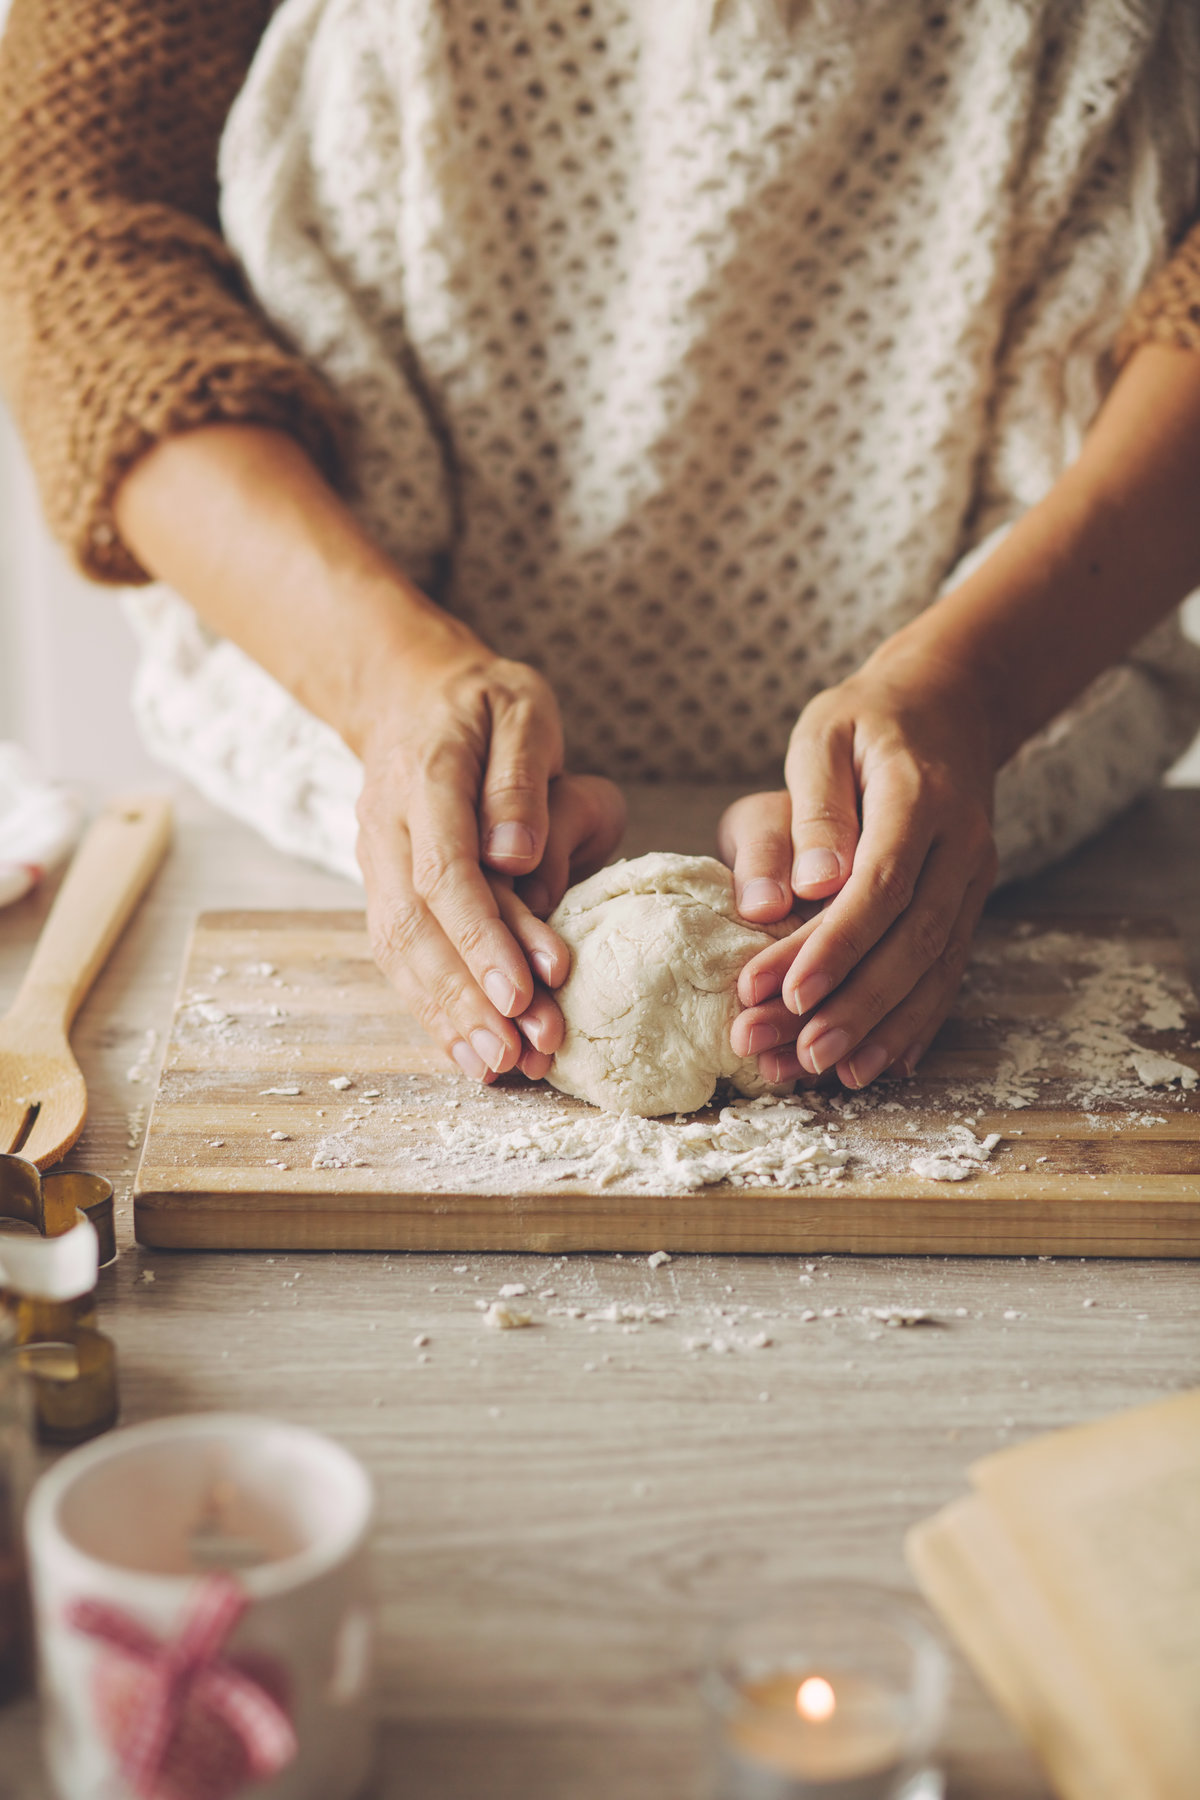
910,1156,977,1183
962,931,1198,1107
438,1095,852,1193
164,923,1197,1196
483,1300,533,1330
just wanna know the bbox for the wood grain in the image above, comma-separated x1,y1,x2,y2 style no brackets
133,908,1200,1256
6,786,1200,1800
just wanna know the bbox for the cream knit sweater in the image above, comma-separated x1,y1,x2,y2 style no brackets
125,0,1200,883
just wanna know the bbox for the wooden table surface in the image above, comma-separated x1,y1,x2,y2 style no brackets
2,783,1199,1800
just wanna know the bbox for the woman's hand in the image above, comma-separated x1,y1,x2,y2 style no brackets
109,422,626,1087
719,645,998,1090
357,644,625,1084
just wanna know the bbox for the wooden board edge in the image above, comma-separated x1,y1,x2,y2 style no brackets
132,1186,1200,1257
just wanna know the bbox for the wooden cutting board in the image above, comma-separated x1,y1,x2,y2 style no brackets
133,910,1200,1257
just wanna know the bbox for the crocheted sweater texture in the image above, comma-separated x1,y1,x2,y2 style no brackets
3,0,1200,883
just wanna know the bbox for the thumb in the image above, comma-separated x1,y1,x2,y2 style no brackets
784,711,861,900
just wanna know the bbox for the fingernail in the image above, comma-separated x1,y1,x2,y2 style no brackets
847,1042,890,1088
484,969,519,1015
745,1021,782,1055
761,1052,793,1085
793,849,841,892
531,950,556,986
806,1026,852,1075
739,877,786,915
900,1040,926,1077
520,1012,548,1051
487,822,535,861
789,970,834,1016
470,1027,509,1071
451,1039,487,1081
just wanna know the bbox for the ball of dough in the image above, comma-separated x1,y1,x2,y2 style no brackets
546,852,792,1117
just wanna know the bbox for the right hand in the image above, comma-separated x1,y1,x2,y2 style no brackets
355,632,624,1083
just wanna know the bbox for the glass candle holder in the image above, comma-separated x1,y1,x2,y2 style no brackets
705,1583,949,1800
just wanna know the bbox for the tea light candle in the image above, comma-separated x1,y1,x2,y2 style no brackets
707,1585,948,1800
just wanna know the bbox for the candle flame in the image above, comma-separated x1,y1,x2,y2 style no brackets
796,1675,837,1722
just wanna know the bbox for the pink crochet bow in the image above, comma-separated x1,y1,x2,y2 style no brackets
67,1572,296,1800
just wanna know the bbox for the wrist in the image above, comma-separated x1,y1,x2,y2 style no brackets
855,628,1004,774
338,577,493,759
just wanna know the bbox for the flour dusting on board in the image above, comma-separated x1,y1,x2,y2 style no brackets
425,925,1198,1191
156,920,1200,1197
962,929,1198,1110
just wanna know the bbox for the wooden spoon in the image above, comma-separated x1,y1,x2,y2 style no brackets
0,794,172,1167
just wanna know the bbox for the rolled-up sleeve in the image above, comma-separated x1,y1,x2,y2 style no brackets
1117,217,1200,364
0,0,351,583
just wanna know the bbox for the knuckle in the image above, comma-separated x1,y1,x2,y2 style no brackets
484,764,545,810
368,900,424,974
737,829,790,865
938,928,973,985
428,964,472,1021
851,976,894,1024
908,905,952,968
792,802,857,834
870,857,916,916
821,924,872,978
417,733,476,786
455,913,494,967
411,990,450,1042
410,845,472,906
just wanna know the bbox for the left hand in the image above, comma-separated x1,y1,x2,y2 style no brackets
718,647,998,1089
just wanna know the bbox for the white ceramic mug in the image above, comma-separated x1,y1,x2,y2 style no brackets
25,1413,374,1800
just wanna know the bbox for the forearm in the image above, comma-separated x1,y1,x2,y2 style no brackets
113,423,477,755
868,342,1200,767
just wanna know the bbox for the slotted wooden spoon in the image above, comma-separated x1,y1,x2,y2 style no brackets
0,794,172,1168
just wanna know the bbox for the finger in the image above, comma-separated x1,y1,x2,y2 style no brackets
833,879,990,1089
517,774,627,919
784,710,861,899
492,876,571,989
717,790,794,922
517,1045,554,1082
515,987,565,1057
757,1045,805,1086
780,759,937,1018
358,811,524,1073
798,846,992,1078
479,671,563,875
729,998,799,1060
366,922,506,1085
736,912,826,1008
405,739,537,1016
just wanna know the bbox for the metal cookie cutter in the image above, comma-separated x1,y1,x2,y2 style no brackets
0,1154,118,1444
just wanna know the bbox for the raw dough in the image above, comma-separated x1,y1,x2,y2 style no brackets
546,852,792,1117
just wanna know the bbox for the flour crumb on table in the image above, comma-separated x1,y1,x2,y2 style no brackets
483,1300,534,1330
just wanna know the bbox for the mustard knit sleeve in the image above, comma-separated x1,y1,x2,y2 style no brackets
1116,217,1200,365
0,0,351,584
